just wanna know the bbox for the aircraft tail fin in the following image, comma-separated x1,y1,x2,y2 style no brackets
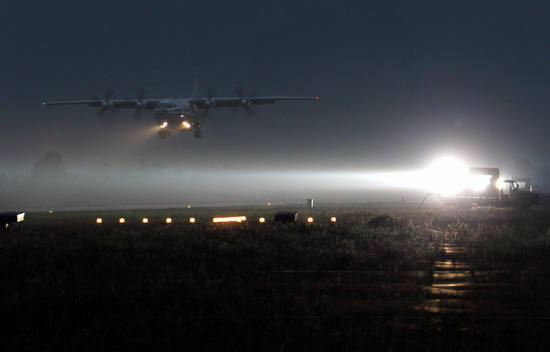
191,65,200,99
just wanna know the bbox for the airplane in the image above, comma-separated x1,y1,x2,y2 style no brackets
42,67,319,138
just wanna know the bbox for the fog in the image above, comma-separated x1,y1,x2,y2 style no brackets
2,1,550,210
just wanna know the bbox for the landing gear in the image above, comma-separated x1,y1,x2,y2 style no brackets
158,130,171,139
193,129,202,138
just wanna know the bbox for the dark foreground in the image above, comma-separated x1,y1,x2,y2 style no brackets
2,205,550,351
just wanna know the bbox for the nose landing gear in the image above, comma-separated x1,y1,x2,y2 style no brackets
158,129,171,139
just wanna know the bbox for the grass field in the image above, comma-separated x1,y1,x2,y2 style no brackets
3,205,550,351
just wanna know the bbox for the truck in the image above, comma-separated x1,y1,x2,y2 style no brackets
440,167,539,208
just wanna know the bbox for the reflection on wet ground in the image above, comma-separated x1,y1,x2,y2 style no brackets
420,243,475,313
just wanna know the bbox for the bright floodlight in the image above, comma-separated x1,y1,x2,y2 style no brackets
307,217,314,223
189,217,196,223
119,217,126,224
330,217,337,223
468,174,492,192
96,218,103,224
165,217,172,224
142,217,149,224
160,121,168,129
425,157,468,195
182,121,192,129
259,217,265,223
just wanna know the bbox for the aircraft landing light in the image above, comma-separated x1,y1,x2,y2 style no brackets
212,216,246,223
160,121,168,129
182,121,192,129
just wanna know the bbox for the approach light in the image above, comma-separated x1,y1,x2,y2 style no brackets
165,217,173,224
142,217,149,224
259,217,266,223
49,210,53,214
212,216,246,223
182,121,192,129
119,217,126,224
189,217,196,223
160,121,168,129
330,217,337,223
187,204,191,209
307,217,314,223
96,218,103,224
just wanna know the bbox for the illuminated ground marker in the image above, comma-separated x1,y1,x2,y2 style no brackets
119,217,126,224
165,217,173,224
142,218,149,224
330,217,337,223
259,217,266,223
96,218,103,224
189,217,196,223
212,216,246,223
307,217,314,223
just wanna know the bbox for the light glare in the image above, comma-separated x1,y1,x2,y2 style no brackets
212,216,246,223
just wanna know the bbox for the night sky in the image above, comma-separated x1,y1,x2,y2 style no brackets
2,1,550,206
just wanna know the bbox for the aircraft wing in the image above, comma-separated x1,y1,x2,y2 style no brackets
199,96,319,108
42,99,160,109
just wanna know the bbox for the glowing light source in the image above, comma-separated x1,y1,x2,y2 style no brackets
96,218,103,224
259,217,265,223
212,216,247,223
49,210,53,214
425,157,468,195
160,121,168,129
165,217,172,224
468,174,492,192
119,217,126,224
187,204,191,209
267,202,271,206
307,217,314,223
181,121,192,129
142,217,149,224
330,217,337,223
189,217,196,223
